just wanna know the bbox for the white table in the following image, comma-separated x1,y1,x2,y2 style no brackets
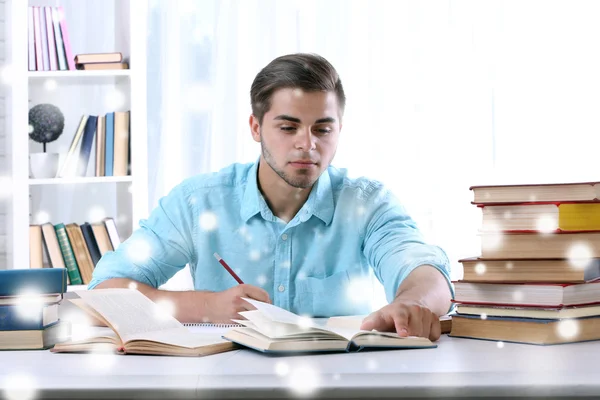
1,334,599,399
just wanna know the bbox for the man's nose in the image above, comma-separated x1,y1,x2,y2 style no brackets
295,128,316,151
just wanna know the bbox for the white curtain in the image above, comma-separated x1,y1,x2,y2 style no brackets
147,0,600,290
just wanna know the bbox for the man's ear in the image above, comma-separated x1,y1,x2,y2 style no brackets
249,115,261,143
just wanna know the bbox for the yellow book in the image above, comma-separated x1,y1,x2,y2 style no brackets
481,202,600,231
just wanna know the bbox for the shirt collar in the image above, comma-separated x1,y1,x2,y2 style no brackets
240,160,334,226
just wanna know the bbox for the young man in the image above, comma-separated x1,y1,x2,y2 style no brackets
90,53,453,341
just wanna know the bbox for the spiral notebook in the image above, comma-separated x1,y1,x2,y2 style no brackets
183,322,242,334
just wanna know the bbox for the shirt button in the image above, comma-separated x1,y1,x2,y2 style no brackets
278,285,285,292
281,234,288,241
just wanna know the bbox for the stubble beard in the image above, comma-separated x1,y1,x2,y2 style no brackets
260,140,317,189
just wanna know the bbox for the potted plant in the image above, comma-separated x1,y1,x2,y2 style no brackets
28,103,64,178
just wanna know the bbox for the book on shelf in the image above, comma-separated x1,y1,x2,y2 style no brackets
76,62,129,71
470,181,600,205
55,111,130,178
31,218,121,286
222,298,436,354
480,202,600,232
65,223,95,284
27,5,75,71
51,288,236,357
74,52,123,64
458,257,600,283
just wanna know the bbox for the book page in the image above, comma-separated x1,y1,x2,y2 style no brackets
242,298,362,340
326,315,366,330
235,312,335,339
76,289,187,343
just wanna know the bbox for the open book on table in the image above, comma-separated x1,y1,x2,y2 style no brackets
51,288,235,357
222,298,436,353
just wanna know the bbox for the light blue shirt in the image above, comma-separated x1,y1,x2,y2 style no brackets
89,161,453,317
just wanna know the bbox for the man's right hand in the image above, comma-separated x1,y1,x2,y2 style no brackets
204,284,271,323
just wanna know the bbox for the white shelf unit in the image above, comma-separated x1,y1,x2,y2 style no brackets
5,0,148,270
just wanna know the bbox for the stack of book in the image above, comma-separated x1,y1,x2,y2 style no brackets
29,218,121,286
450,181,600,345
0,268,71,350
27,5,75,71
56,110,131,178
74,52,128,70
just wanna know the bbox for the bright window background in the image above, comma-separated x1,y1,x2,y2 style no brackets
148,0,600,295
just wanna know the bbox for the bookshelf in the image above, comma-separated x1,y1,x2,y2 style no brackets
4,0,148,271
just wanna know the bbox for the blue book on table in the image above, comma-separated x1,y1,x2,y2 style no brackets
0,303,59,331
0,268,67,297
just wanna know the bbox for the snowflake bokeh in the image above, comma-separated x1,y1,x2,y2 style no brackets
535,215,557,233
35,210,50,224
556,319,579,340
566,242,593,270
126,237,152,263
256,274,267,286
249,249,261,261
153,299,176,320
287,365,321,396
86,344,119,371
88,205,107,223
104,88,126,109
474,263,486,275
275,361,290,376
43,79,58,91
2,373,37,400
199,211,218,231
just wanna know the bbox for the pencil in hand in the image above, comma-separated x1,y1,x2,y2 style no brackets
213,252,244,284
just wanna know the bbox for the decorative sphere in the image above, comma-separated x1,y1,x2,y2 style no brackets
28,103,65,144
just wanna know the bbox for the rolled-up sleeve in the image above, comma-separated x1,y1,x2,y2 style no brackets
362,186,454,305
88,182,196,289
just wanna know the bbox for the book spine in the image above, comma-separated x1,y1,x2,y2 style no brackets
44,7,58,71
0,305,47,331
51,7,67,70
104,112,115,176
54,224,83,285
28,7,36,71
29,225,44,269
80,223,102,267
103,218,121,249
112,111,130,176
32,6,43,71
65,224,94,285
95,116,106,177
57,6,76,70
77,115,98,176
38,5,50,71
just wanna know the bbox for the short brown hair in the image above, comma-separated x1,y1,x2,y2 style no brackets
250,53,346,124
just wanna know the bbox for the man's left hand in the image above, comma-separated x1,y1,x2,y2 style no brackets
359,299,441,341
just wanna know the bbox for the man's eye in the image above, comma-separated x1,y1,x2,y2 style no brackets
280,126,296,132
315,128,331,134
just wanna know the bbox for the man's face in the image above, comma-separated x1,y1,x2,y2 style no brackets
251,88,342,189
